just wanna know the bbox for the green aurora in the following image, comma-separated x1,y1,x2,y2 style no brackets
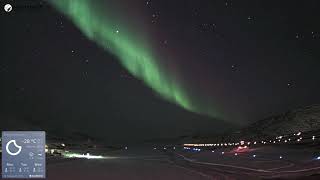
49,0,222,119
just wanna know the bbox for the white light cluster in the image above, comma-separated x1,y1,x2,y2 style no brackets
63,152,105,159
183,131,318,148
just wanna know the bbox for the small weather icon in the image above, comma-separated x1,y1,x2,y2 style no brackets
4,4,13,12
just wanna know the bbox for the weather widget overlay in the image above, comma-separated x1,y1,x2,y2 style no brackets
2,131,46,179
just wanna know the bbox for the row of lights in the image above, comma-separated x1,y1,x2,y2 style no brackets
186,147,320,161
184,132,318,148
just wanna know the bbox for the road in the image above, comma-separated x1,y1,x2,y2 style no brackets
43,145,320,180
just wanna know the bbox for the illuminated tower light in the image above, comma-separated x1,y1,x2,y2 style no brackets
312,136,315,140
279,156,283,159
253,154,256,158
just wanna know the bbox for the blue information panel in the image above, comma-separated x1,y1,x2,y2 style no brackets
2,131,46,179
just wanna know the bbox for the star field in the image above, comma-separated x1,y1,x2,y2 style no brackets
1,0,320,142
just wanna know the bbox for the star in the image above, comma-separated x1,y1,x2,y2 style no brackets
146,0,151,6
163,40,168,45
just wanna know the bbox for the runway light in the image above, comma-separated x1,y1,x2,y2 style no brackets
297,132,301,136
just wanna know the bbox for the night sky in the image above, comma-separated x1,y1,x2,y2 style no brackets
1,0,320,143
